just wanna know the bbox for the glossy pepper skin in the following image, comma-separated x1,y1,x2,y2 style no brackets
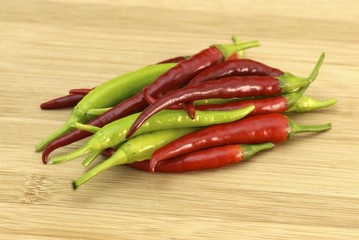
128,143,274,173
179,59,284,117
48,106,254,165
149,113,331,172
126,74,308,138
69,88,93,95
35,63,177,152
40,94,85,110
40,55,190,110
41,41,259,163
181,53,324,119
188,59,284,86
72,128,199,189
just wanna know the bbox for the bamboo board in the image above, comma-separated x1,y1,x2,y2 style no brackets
1,1,359,239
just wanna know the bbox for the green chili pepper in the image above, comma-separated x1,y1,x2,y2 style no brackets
35,63,177,152
49,105,254,165
72,128,198,189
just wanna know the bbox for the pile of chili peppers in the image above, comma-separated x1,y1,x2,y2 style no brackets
36,36,336,189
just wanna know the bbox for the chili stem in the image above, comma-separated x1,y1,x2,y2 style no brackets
87,108,112,116
73,151,126,189
288,96,337,112
82,150,101,167
288,118,331,135
213,41,260,59
49,147,92,165
241,143,275,160
72,122,101,133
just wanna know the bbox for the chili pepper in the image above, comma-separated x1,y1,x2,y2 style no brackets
72,128,199,189
35,63,177,152
145,41,260,99
156,56,190,64
41,92,146,163
150,113,331,172
140,91,336,117
181,53,325,119
40,41,259,163
69,88,93,95
178,58,285,118
196,93,337,114
40,94,85,110
48,106,254,165
126,73,309,138
40,54,189,111
87,52,326,118
128,143,274,173
129,52,326,135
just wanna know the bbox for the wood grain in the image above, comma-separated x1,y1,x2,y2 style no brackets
1,0,358,239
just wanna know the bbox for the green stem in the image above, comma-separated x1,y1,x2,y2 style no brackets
72,122,101,133
287,96,337,113
35,106,85,151
280,52,325,105
49,145,92,165
307,52,325,83
287,117,331,136
241,143,275,160
82,150,102,167
87,107,112,116
231,35,244,58
212,40,260,59
73,150,128,189
278,73,309,93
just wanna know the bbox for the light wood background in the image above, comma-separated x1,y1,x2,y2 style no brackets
1,0,358,239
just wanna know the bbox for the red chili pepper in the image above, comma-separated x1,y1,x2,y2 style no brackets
40,94,85,109
179,59,285,117
126,74,309,138
128,143,274,173
149,113,331,172
41,41,259,163
189,59,284,85
146,41,259,99
181,53,324,119
68,88,94,95
143,88,299,115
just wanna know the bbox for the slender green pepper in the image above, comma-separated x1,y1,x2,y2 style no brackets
72,128,198,189
35,63,177,152
49,106,254,165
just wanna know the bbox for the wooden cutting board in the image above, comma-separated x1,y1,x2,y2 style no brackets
1,0,358,239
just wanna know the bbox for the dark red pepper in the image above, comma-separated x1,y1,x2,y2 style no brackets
69,88,93,95
40,94,85,109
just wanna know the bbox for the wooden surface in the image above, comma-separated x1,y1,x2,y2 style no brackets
1,0,359,239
